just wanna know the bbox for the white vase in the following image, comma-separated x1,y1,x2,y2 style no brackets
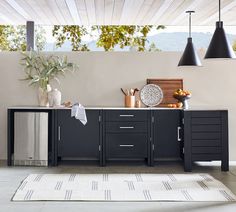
48,88,61,107
38,87,49,107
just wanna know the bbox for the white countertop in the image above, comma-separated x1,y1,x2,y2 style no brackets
7,106,227,111
183,106,228,111
8,106,181,110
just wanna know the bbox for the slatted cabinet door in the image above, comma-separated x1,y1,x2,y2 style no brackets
183,110,228,172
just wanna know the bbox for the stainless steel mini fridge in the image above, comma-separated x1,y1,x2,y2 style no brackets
14,112,48,166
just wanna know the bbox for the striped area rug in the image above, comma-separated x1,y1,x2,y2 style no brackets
12,173,236,202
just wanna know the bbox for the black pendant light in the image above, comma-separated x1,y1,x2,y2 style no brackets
205,0,235,59
178,11,202,66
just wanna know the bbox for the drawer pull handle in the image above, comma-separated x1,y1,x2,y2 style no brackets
119,126,134,129
177,126,181,141
119,115,134,117
119,145,134,147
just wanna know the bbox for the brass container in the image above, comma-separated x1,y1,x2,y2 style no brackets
125,96,135,108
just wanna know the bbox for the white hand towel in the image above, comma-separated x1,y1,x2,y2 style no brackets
71,103,87,125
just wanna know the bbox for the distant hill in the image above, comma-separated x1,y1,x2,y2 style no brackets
147,32,236,51
44,32,236,52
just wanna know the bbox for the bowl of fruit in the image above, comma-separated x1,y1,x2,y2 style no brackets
173,89,191,109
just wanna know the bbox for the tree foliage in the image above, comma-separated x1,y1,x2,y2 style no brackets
52,25,90,51
0,26,9,51
52,25,165,51
233,40,236,52
148,42,161,52
0,25,46,51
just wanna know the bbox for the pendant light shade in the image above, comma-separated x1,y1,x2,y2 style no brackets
205,0,236,59
178,37,202,66
178,11,202,66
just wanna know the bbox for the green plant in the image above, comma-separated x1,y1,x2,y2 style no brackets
21,50,78,90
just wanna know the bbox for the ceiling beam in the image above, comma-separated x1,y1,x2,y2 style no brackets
104,0,115,25
0,0,26,24
95,0,105,25
13,0,42,23
1,0,236,26
47,0,67,25
200,0,236,25
170,0,205,26
149,0,174,25
55,0,74,25
119,0,144,24
140,0,164,25
39,0,61,25
6,0,30,20
156,0,184,25
111,0,124,25
85,0,96,25
76,0,89,25
134,0,154,25
24,0,53,25
65,0,81,24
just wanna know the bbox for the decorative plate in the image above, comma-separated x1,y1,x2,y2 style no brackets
140,84,163,107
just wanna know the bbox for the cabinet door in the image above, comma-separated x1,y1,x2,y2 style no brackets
57,110,100,159
153,110,181,159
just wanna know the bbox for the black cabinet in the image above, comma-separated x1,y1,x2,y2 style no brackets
56,109,102,164
183,110,228,172
7,108,229,171
104,110,150,165
151,110,182,165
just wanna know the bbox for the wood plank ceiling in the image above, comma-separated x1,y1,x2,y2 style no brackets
0,0,236,26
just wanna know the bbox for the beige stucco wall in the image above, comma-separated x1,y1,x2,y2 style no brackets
0,51,236,160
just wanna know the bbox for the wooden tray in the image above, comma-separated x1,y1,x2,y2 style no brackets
147,79,183,106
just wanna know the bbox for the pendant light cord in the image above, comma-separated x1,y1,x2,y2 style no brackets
219,0,221,22
186,11,194,38
189,12,192,38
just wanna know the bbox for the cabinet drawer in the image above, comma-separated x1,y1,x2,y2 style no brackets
192,147,221,154
106,122,147,133
106,133,148,158
105,110,148,122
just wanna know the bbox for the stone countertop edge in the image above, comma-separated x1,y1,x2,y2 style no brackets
7,106,227,111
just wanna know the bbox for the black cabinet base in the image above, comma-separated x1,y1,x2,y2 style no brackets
7,108,229,172
184,161,229,172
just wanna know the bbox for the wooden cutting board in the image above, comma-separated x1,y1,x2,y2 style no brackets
147,79,183,106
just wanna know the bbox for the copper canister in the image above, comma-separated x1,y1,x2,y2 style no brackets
125,96,135,108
